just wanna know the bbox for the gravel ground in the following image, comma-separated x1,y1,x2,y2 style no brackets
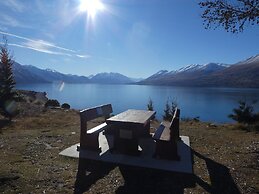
0,107,258,193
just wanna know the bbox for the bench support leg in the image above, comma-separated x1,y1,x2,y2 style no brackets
154,140,180,161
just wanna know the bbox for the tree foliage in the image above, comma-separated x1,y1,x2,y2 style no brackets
229,100,258,123
147,97,154,111
45,99,60,108
61,103,70,109
0,38,16,119
163,100,171,121
199,0,259,33
163,98,178,121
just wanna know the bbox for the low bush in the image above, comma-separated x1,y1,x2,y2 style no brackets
61,103,70,109
229,100,258,124
163,98,178,121
147,98,154,111
45,99,60,108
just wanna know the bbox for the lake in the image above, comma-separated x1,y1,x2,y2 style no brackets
16,83,259,123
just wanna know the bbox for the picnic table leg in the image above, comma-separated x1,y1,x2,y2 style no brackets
80,116,88,150
142,121,151,137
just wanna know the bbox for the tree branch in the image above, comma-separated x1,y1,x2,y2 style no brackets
199,0,259,33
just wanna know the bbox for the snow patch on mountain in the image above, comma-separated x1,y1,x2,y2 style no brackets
237,54,259,65
154,70,169,76
177,64,203,73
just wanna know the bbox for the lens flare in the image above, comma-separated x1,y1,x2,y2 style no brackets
78,0,105,19
59,81,65,92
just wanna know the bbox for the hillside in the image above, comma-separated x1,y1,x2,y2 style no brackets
12,62,137,84
90,72,136,84
139,55,259,88
9,54,259,87
13,62,90,84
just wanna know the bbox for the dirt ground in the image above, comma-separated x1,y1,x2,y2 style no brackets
0,108,258,194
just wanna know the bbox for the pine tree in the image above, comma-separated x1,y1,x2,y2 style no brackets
163,100,172,121
228,100,257,124
170,99,177,117
147,97,154,111
0,38,16,120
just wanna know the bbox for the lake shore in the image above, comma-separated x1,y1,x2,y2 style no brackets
0,92,258,193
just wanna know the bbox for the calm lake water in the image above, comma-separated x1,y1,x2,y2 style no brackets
16,83,259,123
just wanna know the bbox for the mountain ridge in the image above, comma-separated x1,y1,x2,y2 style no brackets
9,54,259,87
12,62,138,84
139,55,259,88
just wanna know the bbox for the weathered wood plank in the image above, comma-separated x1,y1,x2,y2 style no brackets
107,109,155,124
79,104,113,151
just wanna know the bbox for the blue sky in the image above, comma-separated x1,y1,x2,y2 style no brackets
0,0,259,78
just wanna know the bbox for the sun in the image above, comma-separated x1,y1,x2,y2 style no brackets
79,0,105,19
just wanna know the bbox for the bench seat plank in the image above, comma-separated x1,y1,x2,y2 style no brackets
153,124,170,141
87,123,107,134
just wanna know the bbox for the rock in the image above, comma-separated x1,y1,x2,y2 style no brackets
43,143,52,149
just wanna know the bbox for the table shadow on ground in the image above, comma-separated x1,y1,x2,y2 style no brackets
116,165,195,194
192,150,241,194
74,157,116,194
0,119,11,133
73,149,240,194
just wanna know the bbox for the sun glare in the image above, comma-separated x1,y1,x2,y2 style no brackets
79,0,105,19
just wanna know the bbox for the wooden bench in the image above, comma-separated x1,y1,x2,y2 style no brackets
153,108,180,160
79,104,113,151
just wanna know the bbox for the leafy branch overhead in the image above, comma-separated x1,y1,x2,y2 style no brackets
199,0,259,33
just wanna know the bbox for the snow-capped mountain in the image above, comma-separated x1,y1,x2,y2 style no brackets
144,62,228,81
13,62,90,83
9,53,259,87
236,54,259,65
89,72,136,84
176,64,203,73
175,63,229,74
12,62,138,84
145,70,168,80
139,55,259,88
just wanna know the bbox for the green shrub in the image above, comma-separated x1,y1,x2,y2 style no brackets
235,122,259,132
45,99,60,108
163,98,178,121
163,100,171,121
61,103,70,109
229,100,258,124
147,98,154,111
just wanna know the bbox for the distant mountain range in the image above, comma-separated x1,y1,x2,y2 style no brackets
10,54,259,87
13,62,90,83
139,55,259,88
13,62,138,84
89,72,135,84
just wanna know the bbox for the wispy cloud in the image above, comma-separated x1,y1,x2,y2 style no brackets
0,26,8,32
0,14,29,28
76,54,91,58
0,0,25,12
0,31,75,53
6,42,72,57
0,31,91,59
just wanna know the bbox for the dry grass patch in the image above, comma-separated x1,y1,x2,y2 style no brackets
0,109,258,193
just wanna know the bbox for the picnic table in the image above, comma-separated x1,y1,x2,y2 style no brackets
106,109,156,155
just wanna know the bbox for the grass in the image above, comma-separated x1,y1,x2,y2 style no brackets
0,107,258,193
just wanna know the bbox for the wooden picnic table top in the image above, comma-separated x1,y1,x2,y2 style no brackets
107,109,156,125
